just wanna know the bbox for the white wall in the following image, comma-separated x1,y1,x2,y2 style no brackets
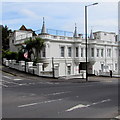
15,30,33,41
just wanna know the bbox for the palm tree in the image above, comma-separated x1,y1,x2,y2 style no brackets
23,37,45,62
24,37,35,61
32,37,45,62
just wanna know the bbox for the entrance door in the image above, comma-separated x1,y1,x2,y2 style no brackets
101,64,104,72
79,63,86,73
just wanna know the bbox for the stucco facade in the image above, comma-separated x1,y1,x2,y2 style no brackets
9,22,119,77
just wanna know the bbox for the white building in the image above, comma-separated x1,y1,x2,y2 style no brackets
9,19,119,77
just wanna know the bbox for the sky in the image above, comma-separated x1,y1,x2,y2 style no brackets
1,0,119,36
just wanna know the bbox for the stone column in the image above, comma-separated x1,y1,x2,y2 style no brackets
26,62,33,72
19,61,25,71
3,58,7,65
5,60,9,66
54,66,59,78
8,60,12,67
11,60,16,68
35,63,43,76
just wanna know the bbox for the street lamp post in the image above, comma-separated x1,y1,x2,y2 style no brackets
85,3,98,82
52,57,55,78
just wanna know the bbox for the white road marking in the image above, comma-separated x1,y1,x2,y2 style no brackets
3,80,20,85
38,82,59,85
65,99,111,112
28,83,35,85
3,76,11,79
19,83,28,86
91,99,111,106
44,91,71,96
66,104,89,112
21,91,70,98
13,79,22,81
0,83,8,87
18,99,62,108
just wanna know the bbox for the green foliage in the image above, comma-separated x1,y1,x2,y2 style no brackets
2,49,18,60
2,25,12,50
23,37,45,63
17,50,25,61
32,37,45,62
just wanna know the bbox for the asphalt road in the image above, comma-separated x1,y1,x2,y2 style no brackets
1,71,119,119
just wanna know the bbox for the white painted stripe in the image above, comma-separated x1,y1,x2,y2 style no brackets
3,76,11,79
19,83,28,86
19,103,38,107
0,83,8,87
44,91,71,96
39,82,59,85
3,80,20,85
18,99,62,108
65,99,111,112
28,83,35,85
66,104,89,112
21,94,36,98
13,79,22,81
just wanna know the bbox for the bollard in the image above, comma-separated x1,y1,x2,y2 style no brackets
110,70,112,78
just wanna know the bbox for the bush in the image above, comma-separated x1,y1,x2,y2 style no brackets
2,50,18,60
17,50,25,61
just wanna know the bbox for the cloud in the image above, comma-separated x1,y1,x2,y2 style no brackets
20,9,41,19
2,0,120,2
92,19,117,27
2,2,118,34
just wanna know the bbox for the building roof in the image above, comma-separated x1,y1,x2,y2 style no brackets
39,17,49,35
19,25,37,36
89,29,94,39
19,25,28,31
73,23,78,38
93,31,115,34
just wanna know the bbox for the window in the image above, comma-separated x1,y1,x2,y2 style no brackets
101,64,104,72
76,47,79,57
115,63,117,70
101,49,104,57
81,48,83,57
42,47,46,57
115,49,117,57
68,47,72,57
61,46,65,57
97,49,99,57
91,48,94,57
67,66,71,75
119,49,120,56
107,49,111,57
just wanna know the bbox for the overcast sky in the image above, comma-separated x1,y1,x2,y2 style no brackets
1,1,118,35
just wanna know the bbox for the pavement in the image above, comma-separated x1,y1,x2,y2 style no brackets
1,65,119,83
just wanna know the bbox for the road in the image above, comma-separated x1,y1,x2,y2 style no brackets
1,71,119,118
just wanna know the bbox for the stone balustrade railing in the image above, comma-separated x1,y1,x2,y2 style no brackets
2,58,58,78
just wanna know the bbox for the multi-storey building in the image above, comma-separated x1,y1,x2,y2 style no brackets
9,19,119,77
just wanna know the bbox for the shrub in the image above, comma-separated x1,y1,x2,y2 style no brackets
2,50,18,60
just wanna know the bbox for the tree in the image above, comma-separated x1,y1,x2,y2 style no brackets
32,37,45,62
24,37,35,61
2,25,12,50
23,37,45,62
